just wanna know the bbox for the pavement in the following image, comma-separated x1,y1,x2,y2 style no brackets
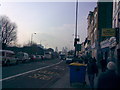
50,65,101,88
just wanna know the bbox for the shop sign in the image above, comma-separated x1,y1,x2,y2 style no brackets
100,39,110,48
109,37,117,48
102,28,115,37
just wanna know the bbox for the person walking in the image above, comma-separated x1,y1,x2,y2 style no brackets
100,58,107,72
97,61,120,89
93,57,97,62
87,57,98,89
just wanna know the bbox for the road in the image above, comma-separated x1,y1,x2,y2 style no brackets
2,59,69,88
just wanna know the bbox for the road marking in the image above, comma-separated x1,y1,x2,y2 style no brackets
0,60,63,81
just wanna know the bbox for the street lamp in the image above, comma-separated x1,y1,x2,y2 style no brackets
74,0,79,57
31,33,36,45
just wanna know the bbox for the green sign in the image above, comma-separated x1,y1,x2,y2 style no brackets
76,44,81,51
102,28,115,37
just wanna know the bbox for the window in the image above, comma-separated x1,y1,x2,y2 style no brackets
117,12,120,27
6,53,15,57
114,19,116,27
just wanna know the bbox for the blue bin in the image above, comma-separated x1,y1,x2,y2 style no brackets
69,64,86,84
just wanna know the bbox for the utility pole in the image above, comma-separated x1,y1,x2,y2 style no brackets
74,0,79,57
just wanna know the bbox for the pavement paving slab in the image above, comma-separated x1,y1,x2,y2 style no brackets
50,66,91,88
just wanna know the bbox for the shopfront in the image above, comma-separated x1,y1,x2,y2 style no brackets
100,39,110,62
109,37,117,62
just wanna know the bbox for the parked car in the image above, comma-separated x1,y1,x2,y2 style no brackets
0,50,18,66
66,55,74,64
30,55,36,61
59,54,66,60
40,55,44,60
36,55,41,60
16,52,30,63
44,52,52,59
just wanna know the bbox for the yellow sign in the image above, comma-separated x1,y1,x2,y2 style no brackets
102,28,115,36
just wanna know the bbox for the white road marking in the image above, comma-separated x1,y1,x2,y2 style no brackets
0,60,63,81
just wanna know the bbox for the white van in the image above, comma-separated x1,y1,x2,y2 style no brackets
0,50,17,66
44,52,52,59
16,52,29,63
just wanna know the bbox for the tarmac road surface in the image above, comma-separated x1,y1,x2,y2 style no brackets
2,59,70,88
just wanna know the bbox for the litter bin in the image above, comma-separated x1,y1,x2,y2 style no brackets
69,63,87,86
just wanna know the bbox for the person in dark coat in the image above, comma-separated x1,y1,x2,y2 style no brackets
97,61,120,89
93,57,97,62
100,59,107,72
87,57,98,88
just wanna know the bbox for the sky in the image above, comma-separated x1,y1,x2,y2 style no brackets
0,1,97,51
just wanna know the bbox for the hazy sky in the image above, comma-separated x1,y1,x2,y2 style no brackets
0,1,97,51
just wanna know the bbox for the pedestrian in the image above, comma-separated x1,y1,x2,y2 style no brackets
100,58,107,72
83,56,88,64
93,57,97,62
87,57,98,89
97,61,120,89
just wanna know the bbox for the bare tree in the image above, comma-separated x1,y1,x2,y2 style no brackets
0,16,17,49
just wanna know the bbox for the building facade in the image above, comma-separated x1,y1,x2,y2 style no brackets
87,2,113,67
97,2,113,62
112,0,120,75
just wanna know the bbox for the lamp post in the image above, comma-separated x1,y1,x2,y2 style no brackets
31,33,36,45
74,0,79,57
